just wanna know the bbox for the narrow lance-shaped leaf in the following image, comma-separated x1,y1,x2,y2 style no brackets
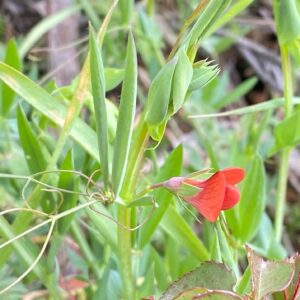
112,32,137,195
89,25,110,190
2,38,22,116
17,106,47,173
238,155,266,243
271,110,300,154
188,0,232,47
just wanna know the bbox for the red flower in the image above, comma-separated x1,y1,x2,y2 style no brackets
162,168,245,222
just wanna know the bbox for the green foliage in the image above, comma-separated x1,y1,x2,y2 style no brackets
0,0,299,299
57,151,78,235
1,39,21,116
112,32,137,195
138,145,183,248
17,106,47,174
160,262,236,300
145,58,177,126
89,25,110,189
276,0,300,45
272,109,300,153
172,50,193,113
237,155,266,243
246,246,295,299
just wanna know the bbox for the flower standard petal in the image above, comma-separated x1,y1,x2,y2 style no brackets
221,168,245,185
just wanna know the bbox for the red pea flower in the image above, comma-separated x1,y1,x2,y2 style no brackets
162,168,245,222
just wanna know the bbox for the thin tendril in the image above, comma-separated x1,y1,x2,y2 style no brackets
0,219,56,295
88,196,157,231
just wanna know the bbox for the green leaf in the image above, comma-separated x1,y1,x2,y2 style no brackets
145,58,177,126
138,145,183,249
206,0,255,37
238,155,266,242
2,38,22,116
272,109,300,154
246,245,295,299
172,50,193,114
188,0,232,47
255,213,287,259
277,0,300,45
119,0,134,24
57,150,78,235
285,254,300,299
160,206,209,261
112,32,137,195
17,106,47,173
160,262,236,300
89,25,110,189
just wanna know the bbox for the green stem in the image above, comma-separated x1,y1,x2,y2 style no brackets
117,117,149,300
275,147,291,242
117,208,134,300
274,45,293,242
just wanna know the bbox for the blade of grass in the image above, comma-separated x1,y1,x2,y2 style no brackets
19,6,79,58
189,97,300,118
2,38,22,116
